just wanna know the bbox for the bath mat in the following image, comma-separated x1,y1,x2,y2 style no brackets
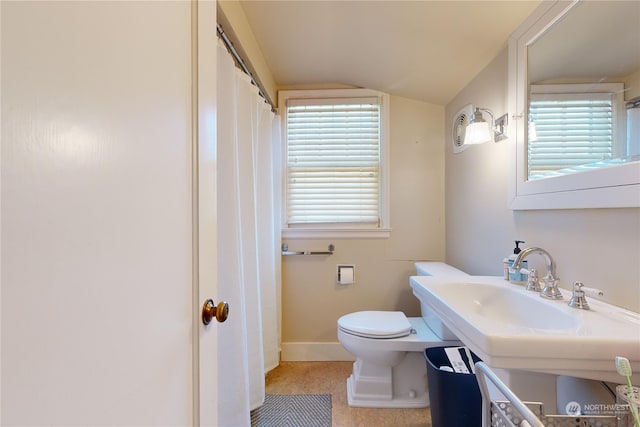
250,394,332,427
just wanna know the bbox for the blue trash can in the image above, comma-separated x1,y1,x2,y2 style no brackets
425,347,482,427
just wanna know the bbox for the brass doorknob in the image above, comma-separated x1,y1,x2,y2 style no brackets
202,299,229,325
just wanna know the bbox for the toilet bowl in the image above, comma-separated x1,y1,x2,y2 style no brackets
337,262,469,408
338,310,458,408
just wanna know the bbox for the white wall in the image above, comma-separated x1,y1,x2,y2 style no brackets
1,1,206,423
217,3,639,357
281,96,445,357
217,2,448,353
218,1,277,105
446,49,640,313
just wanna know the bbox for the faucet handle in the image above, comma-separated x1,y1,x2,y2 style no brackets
540,275,563,300
525,268,542,292
568,281,590,310
582,286,604,299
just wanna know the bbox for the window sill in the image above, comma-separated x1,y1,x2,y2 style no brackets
282,227,391,240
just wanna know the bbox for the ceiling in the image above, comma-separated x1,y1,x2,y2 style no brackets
239,0,541,105
528,1,640,83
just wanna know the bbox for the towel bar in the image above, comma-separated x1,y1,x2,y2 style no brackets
281,243,334,256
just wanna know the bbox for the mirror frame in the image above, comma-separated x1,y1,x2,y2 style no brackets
508,0,640,210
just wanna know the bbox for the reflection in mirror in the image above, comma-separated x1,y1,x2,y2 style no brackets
526,1,640,181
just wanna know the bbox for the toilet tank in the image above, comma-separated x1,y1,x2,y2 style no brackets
413,262,470,341
414,262,469,278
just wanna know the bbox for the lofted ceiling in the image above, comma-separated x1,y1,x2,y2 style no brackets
238,0,541,105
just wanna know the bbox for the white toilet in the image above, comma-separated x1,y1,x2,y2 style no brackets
336,262,468,408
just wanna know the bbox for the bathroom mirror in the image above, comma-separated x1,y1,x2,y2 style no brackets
508,0,640,209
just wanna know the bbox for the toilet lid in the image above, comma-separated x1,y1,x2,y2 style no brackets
338,311,412,339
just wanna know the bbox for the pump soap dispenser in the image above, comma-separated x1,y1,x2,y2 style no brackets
506,240,528,284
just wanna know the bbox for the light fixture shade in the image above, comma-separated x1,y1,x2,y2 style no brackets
464,121,492,145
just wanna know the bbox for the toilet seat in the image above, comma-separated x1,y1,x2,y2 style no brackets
338,311,412,339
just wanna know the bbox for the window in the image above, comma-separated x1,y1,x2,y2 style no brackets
528,83,624,180
279,89,390,238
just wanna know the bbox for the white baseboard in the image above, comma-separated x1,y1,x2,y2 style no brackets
281,342,355,362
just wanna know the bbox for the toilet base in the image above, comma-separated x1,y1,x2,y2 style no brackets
345,352,430,408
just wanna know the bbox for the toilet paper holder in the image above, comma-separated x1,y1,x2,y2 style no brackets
337,264,355,285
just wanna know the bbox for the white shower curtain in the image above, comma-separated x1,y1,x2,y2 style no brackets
217,41,281,425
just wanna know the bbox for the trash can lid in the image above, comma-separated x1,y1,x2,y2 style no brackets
338,311,412,338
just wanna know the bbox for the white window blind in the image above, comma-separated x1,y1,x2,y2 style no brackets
286,97,381,225
528,83,623,179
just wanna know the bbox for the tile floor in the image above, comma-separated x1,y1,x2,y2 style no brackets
264,361,432,427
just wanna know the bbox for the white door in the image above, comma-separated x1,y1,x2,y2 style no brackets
1,1,219,425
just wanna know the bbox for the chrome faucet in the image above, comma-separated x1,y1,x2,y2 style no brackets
512,247,563,300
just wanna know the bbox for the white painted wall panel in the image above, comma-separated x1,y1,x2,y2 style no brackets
1,2,195,424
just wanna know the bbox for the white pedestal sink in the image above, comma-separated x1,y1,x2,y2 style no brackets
410,275,640,410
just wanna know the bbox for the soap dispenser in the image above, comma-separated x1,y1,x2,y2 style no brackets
505,240,528,284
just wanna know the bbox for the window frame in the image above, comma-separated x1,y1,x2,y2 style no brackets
279,88,391,239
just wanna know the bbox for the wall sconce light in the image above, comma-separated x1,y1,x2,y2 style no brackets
464,107,508,145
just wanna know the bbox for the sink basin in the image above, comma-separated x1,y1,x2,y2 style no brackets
410,275,640,384
441,281,579,331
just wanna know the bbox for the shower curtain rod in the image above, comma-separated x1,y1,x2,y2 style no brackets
217,23,276,113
